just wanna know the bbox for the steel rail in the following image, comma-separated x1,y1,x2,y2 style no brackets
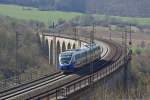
0,74,66,100
54,40,123,99
1,34,122,100
0,72,63,97
0,32,89,96
12,46,109,100
27,39,119,100
0,33,91,100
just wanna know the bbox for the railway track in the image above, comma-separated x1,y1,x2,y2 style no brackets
27,39,123,100
51,40,123,100
0,37,123,100
0,42,108,100
0,72,63,99
61,41,123,99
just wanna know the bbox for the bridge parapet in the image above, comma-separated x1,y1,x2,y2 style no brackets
0,31,132,100
28,45,132,100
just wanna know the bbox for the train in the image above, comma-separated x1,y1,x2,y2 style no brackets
58,43,101,73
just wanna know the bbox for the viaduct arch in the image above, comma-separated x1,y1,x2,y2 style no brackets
39,33,85,67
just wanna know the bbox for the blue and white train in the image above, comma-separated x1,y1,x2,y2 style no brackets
58,43,101,73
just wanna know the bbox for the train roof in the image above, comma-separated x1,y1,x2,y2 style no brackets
84,43,97,48
60,43,100,56
60,48,86,56
66,48,86,53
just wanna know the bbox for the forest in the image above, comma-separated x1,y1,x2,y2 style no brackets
0,16,50,80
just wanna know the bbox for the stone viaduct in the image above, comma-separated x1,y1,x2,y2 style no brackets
39,33,87,66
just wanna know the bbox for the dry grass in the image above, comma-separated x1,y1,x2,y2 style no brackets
78,26,150,48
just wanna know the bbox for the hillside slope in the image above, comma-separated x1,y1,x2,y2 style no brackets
0,0,150,17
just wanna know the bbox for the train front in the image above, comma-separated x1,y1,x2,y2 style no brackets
59,52,74,72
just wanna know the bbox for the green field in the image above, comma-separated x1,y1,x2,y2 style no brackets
0,4,150,26
131,47,150,55
0,4,82,26
95,14,150,26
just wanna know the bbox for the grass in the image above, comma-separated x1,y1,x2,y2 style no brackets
131,47,150,54
0,4,82,26
94,15,150,26
0,73,4,80
132,47,144,53
0,4,150,27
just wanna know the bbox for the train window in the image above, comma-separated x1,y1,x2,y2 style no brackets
78,54,80,58
81,52,86,58
75,55,77,60
94,48,96,52
81,53,84,57
75,54,80,60
84,52,87,56
60,57,72,64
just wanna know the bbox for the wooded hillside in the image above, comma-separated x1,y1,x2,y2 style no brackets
0,16,49,80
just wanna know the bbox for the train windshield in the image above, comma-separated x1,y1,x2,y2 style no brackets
60,54,72,64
